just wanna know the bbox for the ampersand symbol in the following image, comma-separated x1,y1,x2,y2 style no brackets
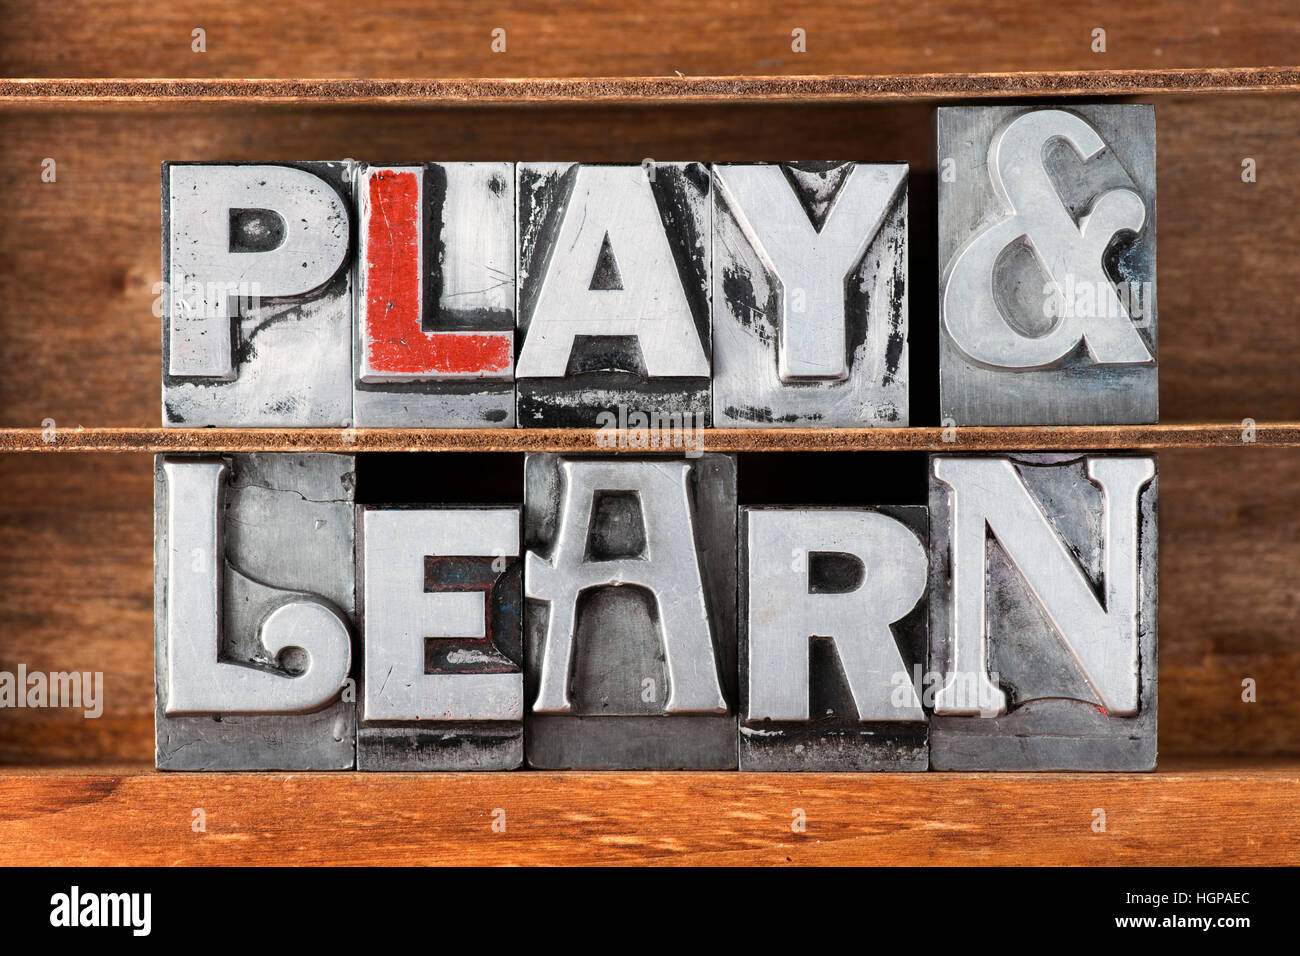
942,109,1154,370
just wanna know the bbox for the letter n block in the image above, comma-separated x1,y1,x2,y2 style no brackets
928,453,1158,770
523,454,737,768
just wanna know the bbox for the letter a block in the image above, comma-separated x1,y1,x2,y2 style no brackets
523,454,737,768
354,163,516,426
162,162,354,426
938,106,1157,425
740,507,929,770
515,163,712,427
928,454,1158,770
357,506,523,770
154,454,357,770
713,163,910,427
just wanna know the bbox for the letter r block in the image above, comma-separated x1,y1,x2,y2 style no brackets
740,506,930,771
522,454,737,768
154,453,357,770
938,106,1157,425
928,453,1158,770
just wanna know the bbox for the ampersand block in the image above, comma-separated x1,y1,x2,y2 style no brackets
515,163,713,428
522,454,737,768
154,453,357,770
354,163,516,426
740,506,929,771
928,453,1158,770
357,506,524,770
938,106,1157,425
712,163,910,427
162,163,355,426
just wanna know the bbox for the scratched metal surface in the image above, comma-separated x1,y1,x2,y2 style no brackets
162,162,355,427
938,105,1158,426
928,453,1159,770
522,453,738,768
712,163,910,427
154,453,358,770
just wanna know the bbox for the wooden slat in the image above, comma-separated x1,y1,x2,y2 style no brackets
4,68,1300,106
0,422,1297,453
2,0,1298,81
0,759,1295,865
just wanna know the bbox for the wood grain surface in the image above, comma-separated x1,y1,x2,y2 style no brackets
1,94,1296,427
1,447,1297,765
2,0,1298,79
0,0,1294,866
0,423,1298,453
0,759,1294,865
3,69,1300,106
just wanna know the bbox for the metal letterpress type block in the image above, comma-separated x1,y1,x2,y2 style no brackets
928,453,1158,770
523,454,737,768
154,453,357,770
162,162,354,426
713,163,909,427
357,506,523,770
938,106,1157,425
354,163,516,426
740,506,929,770
515,163,712,428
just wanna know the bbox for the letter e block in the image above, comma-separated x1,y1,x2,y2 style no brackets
357,506,523,770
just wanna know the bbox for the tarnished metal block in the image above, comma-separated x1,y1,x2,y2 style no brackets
928,453,1158,770
713,163,909,427
154,453,357,770
523,454,737,768
162,162,354,426
515,163,712,428
938,106,1157,425
354,163,516,427
357,506,523,770
740,506,929,771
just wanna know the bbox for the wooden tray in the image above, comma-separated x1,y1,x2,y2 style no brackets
2,0,1297,865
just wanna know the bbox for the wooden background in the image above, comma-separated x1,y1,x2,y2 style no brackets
2,0,1298,78
0,0,1295,865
